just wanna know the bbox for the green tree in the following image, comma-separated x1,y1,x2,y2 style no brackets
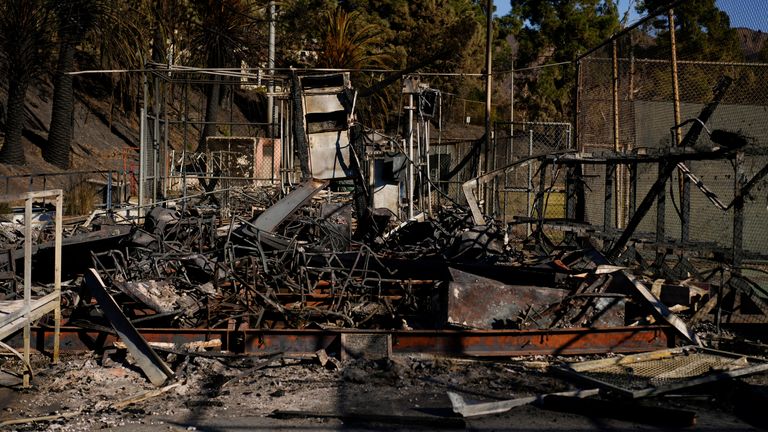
507,0,620,120
0,0,51,165
636,0,743,62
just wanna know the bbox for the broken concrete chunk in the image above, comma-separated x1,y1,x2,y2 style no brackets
114,280,179,313
315,349,329,367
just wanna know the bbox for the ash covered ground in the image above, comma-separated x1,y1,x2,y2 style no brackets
0,351,764,431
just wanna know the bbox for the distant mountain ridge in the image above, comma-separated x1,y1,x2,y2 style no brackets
735,27,768,61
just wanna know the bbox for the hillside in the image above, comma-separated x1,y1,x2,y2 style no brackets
0,76,141,194
735,27,768,60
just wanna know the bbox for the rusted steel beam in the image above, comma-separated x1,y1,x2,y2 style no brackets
25,325,672,357
388,327,672,356
23,327,226,352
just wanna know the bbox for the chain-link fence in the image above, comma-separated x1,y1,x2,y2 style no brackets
576,0,768,261
575,0,768,324
0,170,132,216
489,122,572,235
139,68,289,215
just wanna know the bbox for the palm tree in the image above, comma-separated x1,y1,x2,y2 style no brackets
190,0,260,153
0,0,51,165
317,7,390,70
43,0,106,169
317,7,393,128
86,2,148,124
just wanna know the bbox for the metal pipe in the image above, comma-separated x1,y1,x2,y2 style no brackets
527,129,533,236
163,81,170,198
22,195,32,387
153,75,160,204
408,93,415,219
483,0,493,210
53,192,62,364
139,107,146,211
437,92,443,207
612,39,623,229
669,9,689,244
425,116,432,214
268,0,276,138
669,10,682,146
416,111,422,211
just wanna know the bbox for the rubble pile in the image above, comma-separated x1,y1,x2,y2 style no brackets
0,183,760,340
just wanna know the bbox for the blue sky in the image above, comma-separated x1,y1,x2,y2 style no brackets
493,0,767,31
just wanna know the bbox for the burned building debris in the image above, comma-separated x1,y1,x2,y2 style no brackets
2,7,768,430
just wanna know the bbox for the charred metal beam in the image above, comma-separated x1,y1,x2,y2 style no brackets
25,326,672,357
463,150,575,225
84,269,174,386
290,71,311,180
249,178,328,232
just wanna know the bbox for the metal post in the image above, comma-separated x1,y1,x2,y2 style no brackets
733,151,745,271
153,76,160,205
604,163,614,233
526,129,533,236
107,171,113,212
490,127,497,216
507,65,515,226
425,117,432,214
140,71,149,212
536,160,547,237
22,196,32,387
479,0,493,198
573,59,581,151
407,94,415,219
629,162,637,219
669,8,689,244
53,191,62,364
566,163,577,221
510,63,515,132
163,81,170,198
416,113,422,211
268,0,276,137
681,168,691,244
139,107,146,212
655,160,667,268
437,93,443,208
669,10,682,146
183,83,189,151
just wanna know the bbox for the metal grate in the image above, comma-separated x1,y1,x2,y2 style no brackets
557,346,768,398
